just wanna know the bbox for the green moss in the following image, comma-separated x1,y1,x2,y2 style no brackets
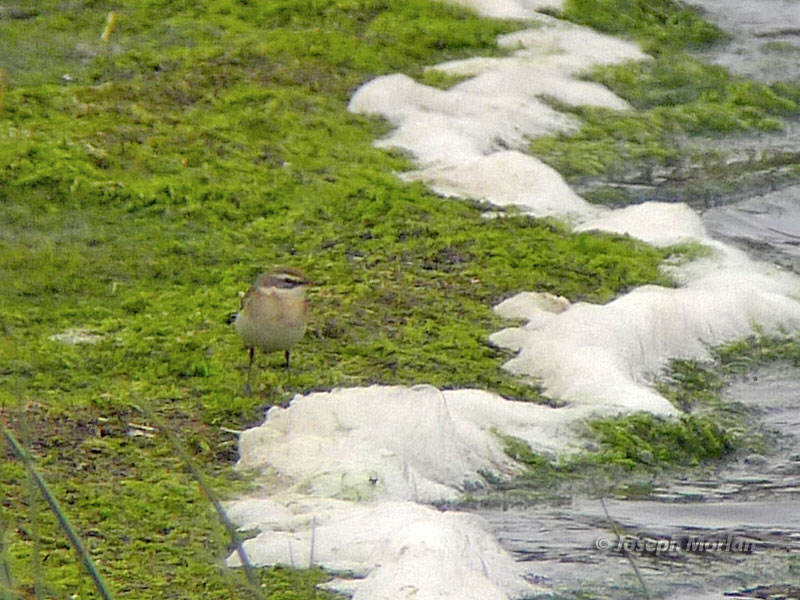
498,336,800,498
656,358,726,413
489,408,740,502
498,409,735,495
529,1,800,199
418,68,473,89
529,104,678,179
591,338,800,471
1,405,296,599
587,412,733,469
560,0,725,54
580,186,632,206
655,336,800,417
596,56,796,115
530,57,799,185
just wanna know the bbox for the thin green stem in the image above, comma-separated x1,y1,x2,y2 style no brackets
600,497,651,599
1,423,115,600
0,516,18,600
134,401,267,600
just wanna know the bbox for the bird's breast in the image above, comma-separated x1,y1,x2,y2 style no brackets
235,290,308,351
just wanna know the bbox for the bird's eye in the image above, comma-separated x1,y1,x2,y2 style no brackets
277,275,305,288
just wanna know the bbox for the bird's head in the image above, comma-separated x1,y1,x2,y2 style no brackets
258,266,317,295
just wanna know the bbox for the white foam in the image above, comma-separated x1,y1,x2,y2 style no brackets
348,20,647,217
234,386,589,504
228,497,539,599
575,202,707,247
405,150,595,217
228,385,587,597
493,274,800,414
236,385,512,503
349,72,579,165
493,206,800,412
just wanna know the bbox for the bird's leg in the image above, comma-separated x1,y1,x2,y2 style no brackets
243,347,255,395
284,349,292,384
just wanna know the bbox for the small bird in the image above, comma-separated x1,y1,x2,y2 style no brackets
232,266,316,395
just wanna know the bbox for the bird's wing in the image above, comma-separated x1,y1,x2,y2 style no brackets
240,284,259,311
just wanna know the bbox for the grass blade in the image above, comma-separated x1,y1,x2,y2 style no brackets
600,497,651,599
0,516,18,600
1,422,115,600
134,401,268,600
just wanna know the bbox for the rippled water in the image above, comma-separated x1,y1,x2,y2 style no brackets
692,0,800,84
478,362,800,598
704,184,800,273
